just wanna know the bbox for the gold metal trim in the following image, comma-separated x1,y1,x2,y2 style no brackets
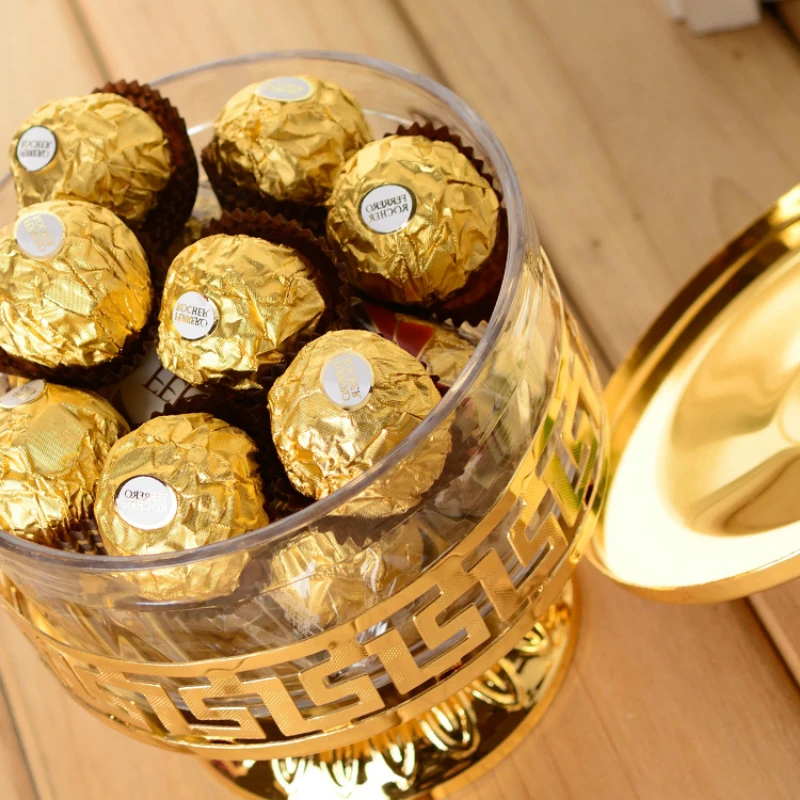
204,581,579,800
1,308,606,761
592,185,800,602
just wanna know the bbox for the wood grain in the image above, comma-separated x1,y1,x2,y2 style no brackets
0,2,106,796
0,666,36,800
0,2,799,799
396,0,800,683
0,0,102,147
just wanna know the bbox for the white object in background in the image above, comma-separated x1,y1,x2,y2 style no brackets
662,0,762,32
663,0,687,20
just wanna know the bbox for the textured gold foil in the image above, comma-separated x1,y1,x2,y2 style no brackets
270,526,425,634
0,381,128,544
327,135,500,305
208,75,371,204
10,93,173,225
268,329,450,516
158,234,327,389
94,413,269,602
0,200,153,369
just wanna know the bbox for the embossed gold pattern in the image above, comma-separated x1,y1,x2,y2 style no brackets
208,585,578,799
0,312,605,763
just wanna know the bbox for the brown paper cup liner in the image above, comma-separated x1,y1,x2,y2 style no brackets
202,140,328,235
386,122,508,326
96,80,199,251
55,517,106,556
159,208,353,391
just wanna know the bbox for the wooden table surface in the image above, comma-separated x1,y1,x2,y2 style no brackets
2,1,800,798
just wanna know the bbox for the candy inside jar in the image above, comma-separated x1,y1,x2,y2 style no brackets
0,60,601,777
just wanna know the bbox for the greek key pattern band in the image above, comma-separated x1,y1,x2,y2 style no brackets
4,314,607,760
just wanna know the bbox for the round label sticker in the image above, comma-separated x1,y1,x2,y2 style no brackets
171,291,219,341
0,379,46,410
257,76,315,103
321,351,374,409
15,211,65,259
359,184,416,234
115,476,178,531
15,126,57,172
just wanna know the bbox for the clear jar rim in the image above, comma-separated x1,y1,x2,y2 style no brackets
0,49,535,572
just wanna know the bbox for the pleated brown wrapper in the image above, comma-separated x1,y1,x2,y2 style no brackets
95,80,199,253
385,123,508,327
154,208,353,392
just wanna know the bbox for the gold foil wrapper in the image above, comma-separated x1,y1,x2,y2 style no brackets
0,200,153,370
0,380,129,544
327,135,500,305
268,329,451,517
94,413,269,602
157,234,327,390
10,93,173,225
271,526,424,634
352,299,477,389
208,75,371,205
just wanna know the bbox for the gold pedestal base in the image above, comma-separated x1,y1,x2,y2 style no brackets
206,580,578,800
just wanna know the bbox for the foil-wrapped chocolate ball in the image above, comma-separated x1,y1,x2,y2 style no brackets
271,526,425,634
327,135,500,305
206,75,371,205
94,413,269,602
268,329,451,516
157,234,327,390
10,93,173,225
0,200,153,373
0,380,128,544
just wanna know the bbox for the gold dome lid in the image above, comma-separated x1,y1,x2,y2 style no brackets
590,186,800,603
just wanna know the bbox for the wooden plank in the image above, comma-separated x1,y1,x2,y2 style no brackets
396,0,800,682
0,0,103,147
0,667,37,800
74,0,435,77
460,562,800,800
0,1,797,799
0,616,219,800
776,0,800,38
0,4,106,797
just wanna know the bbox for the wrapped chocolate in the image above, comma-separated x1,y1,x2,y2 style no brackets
0,380,128,545
326,134,500,307
157,234,326,390
270,527,425,635
352,298,478,390
202,75,371,224
268,329,451,517
0,200,153,384
94,413,269,602
10,82,198,248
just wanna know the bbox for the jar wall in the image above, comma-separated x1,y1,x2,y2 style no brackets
0,54,607,757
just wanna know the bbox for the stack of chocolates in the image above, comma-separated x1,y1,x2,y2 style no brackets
0,72,507,640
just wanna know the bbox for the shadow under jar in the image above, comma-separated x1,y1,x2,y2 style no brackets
0,52,608,800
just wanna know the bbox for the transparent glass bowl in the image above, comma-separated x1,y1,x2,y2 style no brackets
0,52,607,760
